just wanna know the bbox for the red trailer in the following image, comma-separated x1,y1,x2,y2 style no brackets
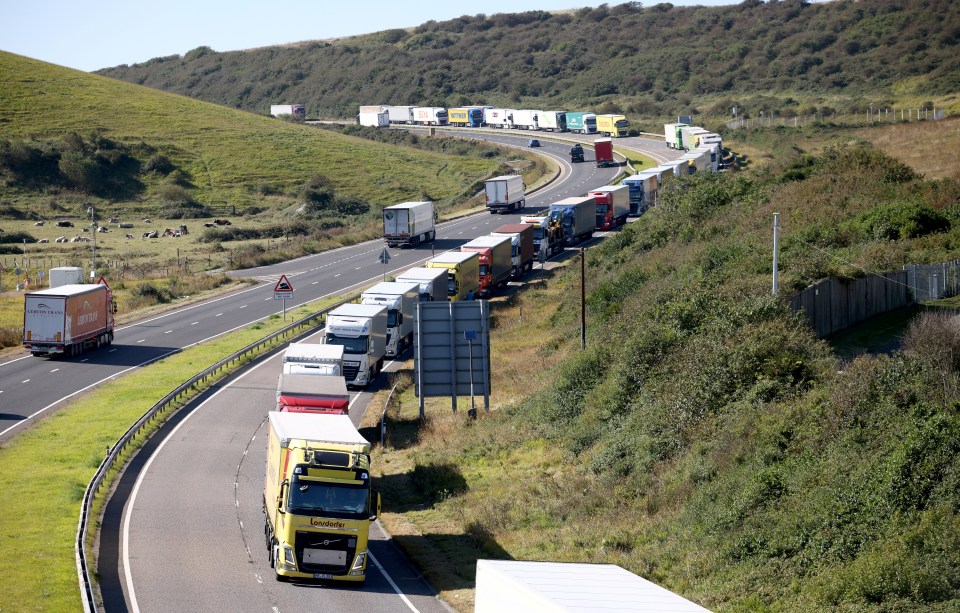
594,138,615,168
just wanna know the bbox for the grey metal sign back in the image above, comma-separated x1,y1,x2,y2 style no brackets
414,301,490,416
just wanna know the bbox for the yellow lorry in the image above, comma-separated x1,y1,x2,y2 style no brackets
595,114,630,137
426,251,480,301
264,412,380,583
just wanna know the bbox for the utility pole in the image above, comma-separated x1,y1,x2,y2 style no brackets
580,247,586,350
87,206,97,280
772,213,780,295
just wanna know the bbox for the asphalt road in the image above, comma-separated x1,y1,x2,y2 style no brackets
2,129,683,610
0,133,661,441
86,132,660,611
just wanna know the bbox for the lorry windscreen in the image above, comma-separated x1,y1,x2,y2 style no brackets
387,309,398,327
325,335,368,354
532,227,544,240
288,479,369,518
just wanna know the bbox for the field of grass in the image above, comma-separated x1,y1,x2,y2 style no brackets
0,53,502,211
0,295,345,612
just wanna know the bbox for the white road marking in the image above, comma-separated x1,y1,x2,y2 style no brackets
137,339,145,343
239,305,247,309
190,322,199,326
21,379,30,384
369,551,422,612
216,313,223,317
50,368,59,373
164,330,172,334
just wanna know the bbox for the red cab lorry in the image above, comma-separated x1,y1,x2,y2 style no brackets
461,235,513,297
589,185,630,230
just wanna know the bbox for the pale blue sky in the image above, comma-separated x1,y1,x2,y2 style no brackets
2,0,737,72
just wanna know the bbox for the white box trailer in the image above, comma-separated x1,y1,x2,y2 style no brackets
696,145,719,172
270,104,305,119
484,108,515,129
48,266,83,288
664,122,688,149
358,111,389,127
22,282,115,356
484,175,526,213
282,342,343,376
680,126,710,151
650,165,676,191
539,111,566,132
383,201,436,248
412,106,448,125
662,159,690,177
474,560,711,613
384,105,415,124
394,266,448,301
361,281,419,357
513,109,540,130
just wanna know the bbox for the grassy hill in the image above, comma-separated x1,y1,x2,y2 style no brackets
0,52,501,214
96,0,960,122
367,129,960,611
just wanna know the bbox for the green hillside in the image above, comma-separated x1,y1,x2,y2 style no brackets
96,0,960,121
371,135,960,611
0,52,501,215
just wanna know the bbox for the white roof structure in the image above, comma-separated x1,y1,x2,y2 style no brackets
474,560,711,613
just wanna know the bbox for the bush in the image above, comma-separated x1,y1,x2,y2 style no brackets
144,154,175,175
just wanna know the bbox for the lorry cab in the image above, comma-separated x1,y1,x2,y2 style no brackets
264,413,379,583
426,251,480,301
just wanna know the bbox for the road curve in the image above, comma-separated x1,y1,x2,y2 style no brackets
96,132,663,610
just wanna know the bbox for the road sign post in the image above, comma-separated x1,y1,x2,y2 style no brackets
273,274,294,320
378,247,391,280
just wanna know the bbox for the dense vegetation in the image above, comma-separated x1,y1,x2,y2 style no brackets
97,0,960,121
373,139,960,611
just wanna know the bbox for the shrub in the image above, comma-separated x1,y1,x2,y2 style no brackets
144,154,175,175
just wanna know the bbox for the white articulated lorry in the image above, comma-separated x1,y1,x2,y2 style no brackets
383,201,436,248
324,304,387,388
484,175,526,214
383,105,414,124
412,106,448,125
538,111,567,132
282,342,343,376
512,109,539,130
484,108,515,129
394,267,448,301
360,281,419,357
358,111,388,127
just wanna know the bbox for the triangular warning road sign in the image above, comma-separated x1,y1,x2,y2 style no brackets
274,274,293,292
378,247,391,264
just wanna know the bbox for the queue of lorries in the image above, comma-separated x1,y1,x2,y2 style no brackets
359,104,631,137
20,113,725,592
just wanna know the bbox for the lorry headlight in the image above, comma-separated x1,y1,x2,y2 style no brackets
352,551,367,570
281,545,296,569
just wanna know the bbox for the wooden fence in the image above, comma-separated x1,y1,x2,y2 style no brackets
789,272,910,338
